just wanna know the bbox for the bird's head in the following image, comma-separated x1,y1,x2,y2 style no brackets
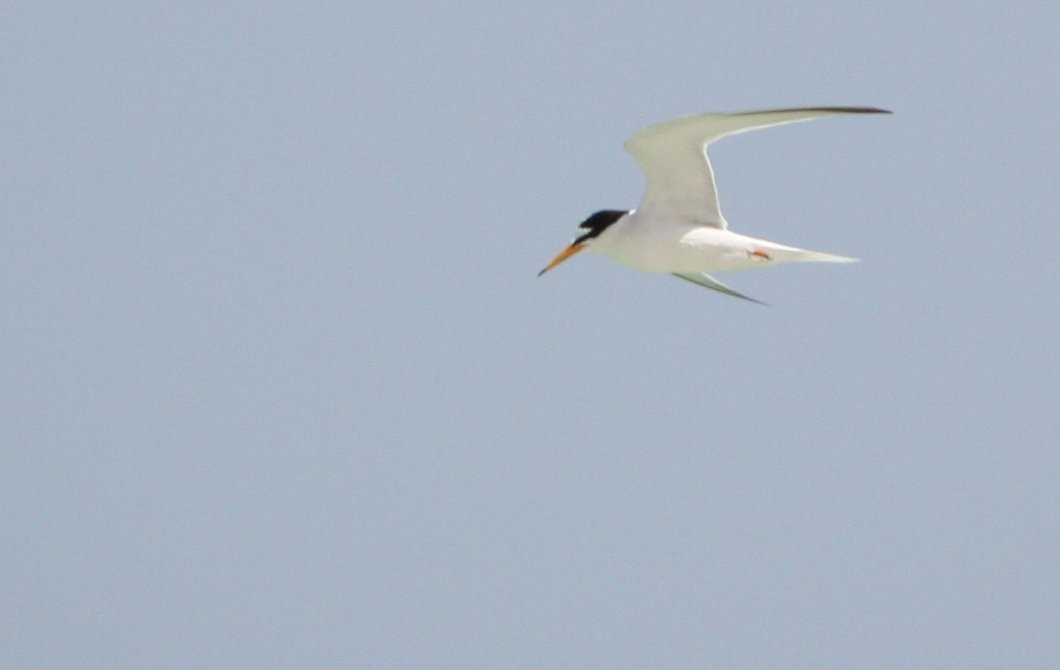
537,209,627,276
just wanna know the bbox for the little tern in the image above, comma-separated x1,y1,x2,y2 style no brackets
538,106,891,303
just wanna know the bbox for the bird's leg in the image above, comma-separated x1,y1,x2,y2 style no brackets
747,249,771,260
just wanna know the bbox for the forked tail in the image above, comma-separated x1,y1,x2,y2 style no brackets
794,249,858,263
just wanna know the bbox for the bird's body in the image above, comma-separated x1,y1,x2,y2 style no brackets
586,216,854,274
539,106,890,303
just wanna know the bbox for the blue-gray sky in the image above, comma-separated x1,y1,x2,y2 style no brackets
4,3,1059,668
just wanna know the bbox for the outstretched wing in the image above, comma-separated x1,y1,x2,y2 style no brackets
624,107,891,229
672,272,767,305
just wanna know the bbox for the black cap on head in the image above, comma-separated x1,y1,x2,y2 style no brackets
573,209,627,245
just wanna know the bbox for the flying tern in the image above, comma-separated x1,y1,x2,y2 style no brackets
538,106,891,303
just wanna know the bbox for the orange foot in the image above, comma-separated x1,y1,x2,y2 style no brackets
748,249,771,260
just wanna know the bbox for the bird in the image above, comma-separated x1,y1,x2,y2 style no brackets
538,106,891,303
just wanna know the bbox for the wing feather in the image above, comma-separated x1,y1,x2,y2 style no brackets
672,272,767,305
624,107,891,228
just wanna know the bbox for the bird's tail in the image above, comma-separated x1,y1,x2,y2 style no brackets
792,249,858,263
751,238,858,264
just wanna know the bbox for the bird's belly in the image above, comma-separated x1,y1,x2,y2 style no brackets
596,225,770,273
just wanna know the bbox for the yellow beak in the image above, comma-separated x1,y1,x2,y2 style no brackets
537,243,585,277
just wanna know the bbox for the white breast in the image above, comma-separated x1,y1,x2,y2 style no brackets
589,213,769,273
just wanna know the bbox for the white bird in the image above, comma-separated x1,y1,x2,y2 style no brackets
538,106,891,303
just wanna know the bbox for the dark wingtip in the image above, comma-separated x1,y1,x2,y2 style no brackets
811,106,893,115
747,106,893,116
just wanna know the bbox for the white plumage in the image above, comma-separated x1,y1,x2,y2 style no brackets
539,106,891,303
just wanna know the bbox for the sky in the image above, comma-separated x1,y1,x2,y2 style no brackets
3,2,1059,668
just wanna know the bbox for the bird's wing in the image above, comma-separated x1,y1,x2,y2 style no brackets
672,272,767,305
624,107,891,229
